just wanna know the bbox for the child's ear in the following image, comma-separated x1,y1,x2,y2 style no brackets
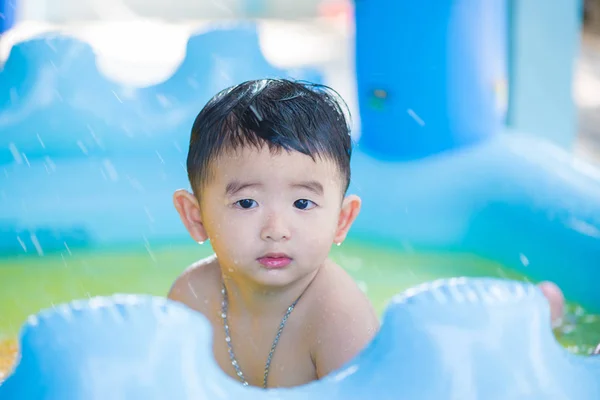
334,194,361,244
173,189,208,243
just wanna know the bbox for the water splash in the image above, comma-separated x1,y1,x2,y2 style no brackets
8,143,22,164
16,236,26,252
143,207,155,224
111,90,123,103
43,156,56,173
21,153,30,167
29,233,43,256
76,140,89,155
63,242,72,256
155,151,165,164
407,108,425,126
142,235,156,263
101,159,119,182
36,134,45,148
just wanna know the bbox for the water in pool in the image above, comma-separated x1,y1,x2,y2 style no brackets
1,239,599,379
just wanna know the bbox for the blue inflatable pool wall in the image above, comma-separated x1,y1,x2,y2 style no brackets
355,0,507,160
2,278,600,399
0,1,15,34
2,0,600,398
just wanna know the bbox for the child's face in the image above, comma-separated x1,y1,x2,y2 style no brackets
175,145,360,288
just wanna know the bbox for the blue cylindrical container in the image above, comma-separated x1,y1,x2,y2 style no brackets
354,0,507,160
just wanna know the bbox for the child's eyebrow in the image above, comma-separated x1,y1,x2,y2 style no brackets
292,181,324,196
225,181,262,196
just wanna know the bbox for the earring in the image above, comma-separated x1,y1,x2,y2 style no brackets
336,242,342,246
198,240,205,245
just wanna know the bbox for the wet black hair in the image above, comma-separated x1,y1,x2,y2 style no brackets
186,78,353,196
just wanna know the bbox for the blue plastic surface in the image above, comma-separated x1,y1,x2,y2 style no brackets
0,0,16,34
0,24,322,164
354,0,508,160
1,278,599,399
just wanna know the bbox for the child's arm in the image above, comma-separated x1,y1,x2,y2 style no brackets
310,291,379,379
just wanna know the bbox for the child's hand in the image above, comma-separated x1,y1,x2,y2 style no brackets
537,281,565,328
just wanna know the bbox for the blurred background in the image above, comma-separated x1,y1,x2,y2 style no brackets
577,0,600,160
1,0,599,159
1,0,600,383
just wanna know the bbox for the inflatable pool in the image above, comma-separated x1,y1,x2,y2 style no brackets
1,0,600,398
2,278,600,399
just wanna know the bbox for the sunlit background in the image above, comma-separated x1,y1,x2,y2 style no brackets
1,0,600,384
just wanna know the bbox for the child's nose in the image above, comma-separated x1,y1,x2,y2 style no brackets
260,213,290,242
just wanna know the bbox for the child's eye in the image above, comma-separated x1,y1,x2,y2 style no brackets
235,199,258,209
294,199,316,210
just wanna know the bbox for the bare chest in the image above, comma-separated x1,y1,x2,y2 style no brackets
209,314,317,388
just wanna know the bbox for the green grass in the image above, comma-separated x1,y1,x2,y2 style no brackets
0,239,599,354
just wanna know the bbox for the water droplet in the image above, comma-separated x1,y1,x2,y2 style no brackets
156,94,171,108
144,207,155,223
187,78,199,89
44,156,56,173
36,133,46,148
143,235,156,262
156,150,165,164
88,125,103,148
30,232,43,256
126,175,144,192
112,91,123,103
21,153,30,167
102,159,119,182
16,235,27,252
407,108,425,126
519,253,529,266
77,140,89,155
8,143,22,164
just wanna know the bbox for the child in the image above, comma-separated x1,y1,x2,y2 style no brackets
168,79,380,388
168,78,569,388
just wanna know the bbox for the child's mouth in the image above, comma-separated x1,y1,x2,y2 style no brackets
257,254,292,269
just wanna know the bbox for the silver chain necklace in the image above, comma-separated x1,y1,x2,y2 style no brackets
221,283,303,388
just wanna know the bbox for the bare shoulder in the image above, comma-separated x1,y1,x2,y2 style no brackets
167,254,221,314
307,260,380,378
